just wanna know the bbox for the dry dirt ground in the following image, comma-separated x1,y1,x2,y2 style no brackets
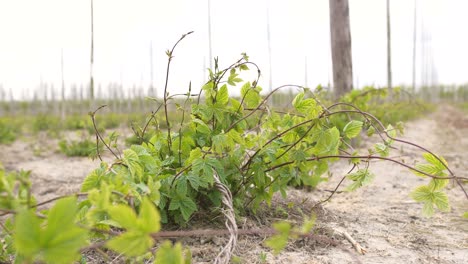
0,105,467,264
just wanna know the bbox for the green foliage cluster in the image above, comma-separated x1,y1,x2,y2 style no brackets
0,44,463,262
58,138,102,157
0,117,19,144
0,163,190,263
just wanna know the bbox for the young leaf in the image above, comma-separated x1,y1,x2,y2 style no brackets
264,222,291,254
374,143,389,157
240,82,261,108
107,204,138,230
154,241,186,264
81,163,107,192
428,178,449,191
192,119,211,135
343,120,363,139
422,153,448,170
15,197,88,263
106,231,154,257
346,169,375,191
137,198,161,234
413,164,441,177
410,185,450,217
14,209,41,259
216,84,229,105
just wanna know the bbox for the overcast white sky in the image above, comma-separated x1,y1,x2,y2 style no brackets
0,0,467,100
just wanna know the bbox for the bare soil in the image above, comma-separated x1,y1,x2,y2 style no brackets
0,105,467,264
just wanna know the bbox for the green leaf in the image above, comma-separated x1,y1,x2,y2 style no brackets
422,153,448,170
292,92,319,116
410,185,432,202
216,84,229,105
169,195,197,221
313,127,340,155
432,191,450,212
154,241,186,264
374,143,389,157
42,197,87,263
410,185,450,217
292,92,305,110
41,228,88,264
386,124,397,138
240,82,261,108
264,222,291,255
185,172,205,190
15,197,87,263
428,178,449,191
81,166,105,192
14,209,41,258
106,231,154,257
192,118,211,135
123,149,144,181
137,198,161,233
43,197,79,239
343,121,363,139
298,213,316,234
107,205,138,230
413,164,442,177
346,169,375,191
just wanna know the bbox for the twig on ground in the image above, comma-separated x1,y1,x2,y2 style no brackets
333,228,367,255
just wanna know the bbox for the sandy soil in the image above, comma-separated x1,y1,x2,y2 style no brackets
0,105,467,263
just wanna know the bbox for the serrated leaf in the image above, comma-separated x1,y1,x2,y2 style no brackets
147,177,161,205
106,231,153,257
154,241,185,264
123,149,143,181
314,127,340,155
15,197,87,263
413,164,441,177
410,185,450,217
81,169,101,192
422,153,448,170
216,84,229,105
374,143,389,157
428,178,449,191
410,185,432,202
343,120,363,139
169,195,197,221
240,82,261,108
292,92,305,109
192,118,211,135
41,228,88,264
422,201,435,217
176,178,188,195
432,191,450,212
230,98,243,112
292,92,318,115
346,169,375,191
